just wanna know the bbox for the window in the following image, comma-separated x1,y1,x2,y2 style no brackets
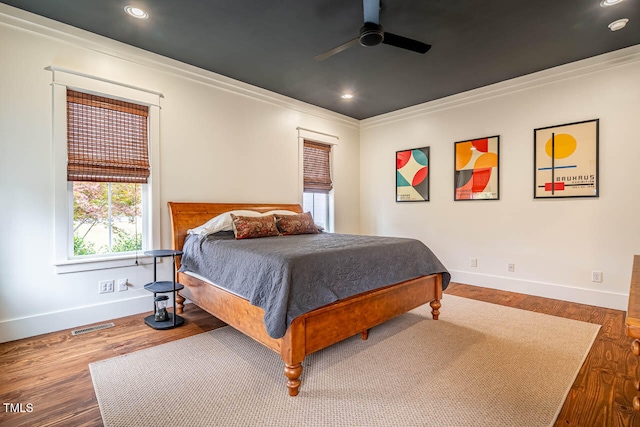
72,182,143,256
51,67,161,272
67,90,149,257
303,192,329,230
302,140,333,231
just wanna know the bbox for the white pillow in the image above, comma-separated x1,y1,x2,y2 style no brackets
188,210,262,236
264,209,300,216
188,209,299,237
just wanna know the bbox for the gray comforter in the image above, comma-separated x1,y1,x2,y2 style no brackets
179,232,450,339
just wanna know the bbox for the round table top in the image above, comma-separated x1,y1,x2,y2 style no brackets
143,249,183,257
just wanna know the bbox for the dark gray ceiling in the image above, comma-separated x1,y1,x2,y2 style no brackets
3,0,639,119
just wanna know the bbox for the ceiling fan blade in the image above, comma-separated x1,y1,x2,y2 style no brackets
314,37,360,61
382,32,431,54
363,0,380,24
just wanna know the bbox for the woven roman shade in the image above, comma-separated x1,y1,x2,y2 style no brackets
67,89,150,183
303,140,332,193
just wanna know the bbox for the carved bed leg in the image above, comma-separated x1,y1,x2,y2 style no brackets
284,363,302,396
361,329,369,340
175,293,185,314
430,299,441,320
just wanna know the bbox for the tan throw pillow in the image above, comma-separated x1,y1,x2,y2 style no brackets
275,212,319,235
230,214,279,239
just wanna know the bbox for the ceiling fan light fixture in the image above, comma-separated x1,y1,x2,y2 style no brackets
359,23,384,47
600,0,624,6
124,5,149,19
341,93,353,99
608,18,629,31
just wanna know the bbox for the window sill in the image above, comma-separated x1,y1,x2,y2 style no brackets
55,254,157,274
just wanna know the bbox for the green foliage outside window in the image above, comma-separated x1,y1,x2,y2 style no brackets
73,182,142,256
73,235,96,256
111,229,143,253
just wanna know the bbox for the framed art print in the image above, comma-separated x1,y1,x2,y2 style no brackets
396,147,429,202
454,136,500,201
534,119,599,199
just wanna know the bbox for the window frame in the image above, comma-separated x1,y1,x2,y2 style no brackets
51,68,161,273
302,191,332,231
298,133,336,233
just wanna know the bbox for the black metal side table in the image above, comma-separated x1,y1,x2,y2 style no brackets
143,249,185,330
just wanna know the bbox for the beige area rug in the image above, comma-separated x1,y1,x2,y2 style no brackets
90,295,599,427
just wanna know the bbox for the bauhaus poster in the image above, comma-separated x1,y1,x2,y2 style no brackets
534,119,599,199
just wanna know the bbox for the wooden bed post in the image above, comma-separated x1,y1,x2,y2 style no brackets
175,293,185,314
430,300,441,320
284,364,303,396
430,273,443,320
281,317,306,396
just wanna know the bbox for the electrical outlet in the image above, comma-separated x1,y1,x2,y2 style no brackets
470,258,477,268
508,263,515,272
98,280,114,294
117,278,128,292
591,271,603,283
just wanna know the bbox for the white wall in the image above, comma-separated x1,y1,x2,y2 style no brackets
360,46,640,310
0,6,360,342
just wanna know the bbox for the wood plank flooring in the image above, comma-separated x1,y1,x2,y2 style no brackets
1,282,638,426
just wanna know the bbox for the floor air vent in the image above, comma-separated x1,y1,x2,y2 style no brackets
71,322,115,336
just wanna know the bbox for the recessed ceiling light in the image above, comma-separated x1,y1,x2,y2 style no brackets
341,93,353,99
124,5,149,19
608,18,629,31
600,0,624,6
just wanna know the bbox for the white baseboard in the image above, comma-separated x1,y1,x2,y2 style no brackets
450,270,628,311
0,294,155,343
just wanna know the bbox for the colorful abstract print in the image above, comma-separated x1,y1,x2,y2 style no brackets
396,147,429,201
534,120,598,198
455,137,499,200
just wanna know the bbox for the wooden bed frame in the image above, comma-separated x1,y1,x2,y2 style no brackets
168,202,444,396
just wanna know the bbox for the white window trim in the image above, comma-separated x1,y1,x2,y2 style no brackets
51,68,162,273
297,128,337,233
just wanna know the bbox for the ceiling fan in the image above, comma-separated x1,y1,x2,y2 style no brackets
315,0,431,61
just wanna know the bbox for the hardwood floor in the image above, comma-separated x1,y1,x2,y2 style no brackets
0,282,637,426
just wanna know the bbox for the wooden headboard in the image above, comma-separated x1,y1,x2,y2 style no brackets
167,202,303,253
